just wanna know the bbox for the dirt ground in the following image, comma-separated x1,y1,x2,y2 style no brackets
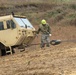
0,25,76,75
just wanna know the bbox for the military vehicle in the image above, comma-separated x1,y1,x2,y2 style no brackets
0,14,72,56
0,14,36,56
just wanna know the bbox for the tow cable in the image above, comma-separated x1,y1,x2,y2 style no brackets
29,39,76,46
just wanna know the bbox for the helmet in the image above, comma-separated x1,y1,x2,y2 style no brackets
41,19,46,25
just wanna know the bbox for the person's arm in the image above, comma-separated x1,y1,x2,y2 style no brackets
37,28,41,34
48,25,52,36
48,25,51,34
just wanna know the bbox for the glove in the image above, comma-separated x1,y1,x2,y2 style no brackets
49,34,52,36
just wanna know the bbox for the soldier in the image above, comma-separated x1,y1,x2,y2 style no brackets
37,19,51,48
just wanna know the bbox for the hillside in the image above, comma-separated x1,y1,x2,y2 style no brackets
0,0,76,25
0,0,76,75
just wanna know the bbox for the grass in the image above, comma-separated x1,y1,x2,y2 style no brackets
0,0,76,25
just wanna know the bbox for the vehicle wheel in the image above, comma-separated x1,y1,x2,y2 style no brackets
0,49,1,56
50,40,61,45
1,49,6,56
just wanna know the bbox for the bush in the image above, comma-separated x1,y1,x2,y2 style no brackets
70,4,76,10
70,18,76,26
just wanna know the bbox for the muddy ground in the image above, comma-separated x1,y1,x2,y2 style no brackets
0,25,76,75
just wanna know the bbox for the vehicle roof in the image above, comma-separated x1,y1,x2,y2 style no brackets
13,15,26,18
0,15,13,21
0,15,26,21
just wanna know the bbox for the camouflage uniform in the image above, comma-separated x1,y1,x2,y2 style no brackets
37,23,51,48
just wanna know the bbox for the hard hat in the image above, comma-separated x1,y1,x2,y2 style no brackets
41,19,46,25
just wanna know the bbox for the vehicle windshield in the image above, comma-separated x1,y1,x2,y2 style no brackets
14,17,34,29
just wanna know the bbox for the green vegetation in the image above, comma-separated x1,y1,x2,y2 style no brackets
0,0,76,26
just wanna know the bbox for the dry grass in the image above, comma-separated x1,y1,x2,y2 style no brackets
0,0,76,8
0,0,76,26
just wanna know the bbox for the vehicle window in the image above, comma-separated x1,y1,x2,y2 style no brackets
22,18,33,28
6,20,10,29
14,17,34,29
6,20,16,29
0,22,4,30
11,20,16,28
14,18,27,28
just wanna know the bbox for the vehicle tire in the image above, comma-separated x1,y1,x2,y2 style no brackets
1,49,6,56
0,49,1,56
50,40,61,45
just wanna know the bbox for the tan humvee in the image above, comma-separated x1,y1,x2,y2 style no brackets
0,15,36,55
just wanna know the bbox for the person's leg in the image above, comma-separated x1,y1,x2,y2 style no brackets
41,40,45,48
46,35,50,47
41,34,46,48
